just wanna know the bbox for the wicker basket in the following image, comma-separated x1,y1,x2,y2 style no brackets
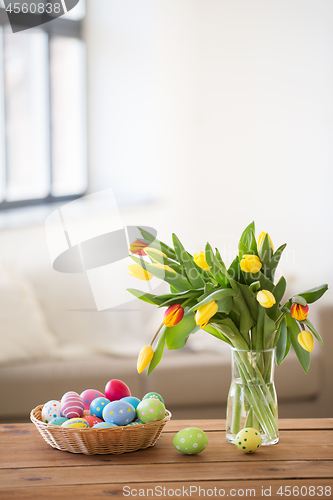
30,404,172,455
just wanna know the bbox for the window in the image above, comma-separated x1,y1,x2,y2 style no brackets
0,0,87,209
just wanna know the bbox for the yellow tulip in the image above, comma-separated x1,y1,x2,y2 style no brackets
193,251,211,271
195,300,218,328
258,232,274,252
256,290,276,308
240,254,262,274
137,345,154,373
127,264,153,281
298,330,314,352
151,263,176,274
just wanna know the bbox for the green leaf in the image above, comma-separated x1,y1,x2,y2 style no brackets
302,318,323,345
264,244,287,282
275,317,288,365
228,256,245,283
217,295,233,313
273,276,287,304
147,328,167,375
259,272,275,292
291,295,307,306
130,255,192,292
205,243,230,287
165,313,199,350
203,324,233,345
286,313,310,373
138,227,177,260
158,290,201,308
145,249,182,274
263,310,277,348
259,233,273,266
298,284,329,304
188,288,236,312
239,221,255,249
126,288,163,305
238,283,258,321
172,234,205,289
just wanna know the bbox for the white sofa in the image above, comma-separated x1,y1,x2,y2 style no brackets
0,220,331,423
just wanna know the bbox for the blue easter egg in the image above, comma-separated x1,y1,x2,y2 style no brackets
48,417,68,426
121,396,141,411
102,401,136,426
92,422,118,429
90,397,110,418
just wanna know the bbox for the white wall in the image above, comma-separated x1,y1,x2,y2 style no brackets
85,0,333,302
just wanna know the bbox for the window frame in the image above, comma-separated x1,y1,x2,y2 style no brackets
0,5,87,210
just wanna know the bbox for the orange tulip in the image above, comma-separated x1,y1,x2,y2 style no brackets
163,304,184,327
291,303,309,321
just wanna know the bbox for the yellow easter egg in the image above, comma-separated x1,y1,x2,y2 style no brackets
61,418,89,429
235,428,262,453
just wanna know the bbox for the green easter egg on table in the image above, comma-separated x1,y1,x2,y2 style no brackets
235,428,262,453
173,428,208,455
142,392,164,405
137,399,166,423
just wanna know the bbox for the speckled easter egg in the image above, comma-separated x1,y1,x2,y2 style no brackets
142,392,164,405
103,401,136,426
121,396,141,410
48,417,68,426
80,389,105,410
42,400,62,423
84,415,103,428
137,398,166,423
92,422,118,429
62,418,89,429
60,392,84,419
235,428,262,453
173,428,208,455
90,397,110,419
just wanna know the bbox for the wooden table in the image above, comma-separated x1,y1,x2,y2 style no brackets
0,419,332,499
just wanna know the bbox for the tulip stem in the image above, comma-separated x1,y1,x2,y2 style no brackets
150,323,164,347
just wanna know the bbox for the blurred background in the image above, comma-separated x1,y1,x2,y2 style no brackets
0,0,332,422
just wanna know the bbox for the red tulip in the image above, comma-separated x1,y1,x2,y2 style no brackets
163,304,184,327
129,240,149,256
290,303,309,321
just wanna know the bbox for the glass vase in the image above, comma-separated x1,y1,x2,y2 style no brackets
226,347,279,446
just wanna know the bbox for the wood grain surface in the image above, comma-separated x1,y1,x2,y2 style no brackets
0,419,332,499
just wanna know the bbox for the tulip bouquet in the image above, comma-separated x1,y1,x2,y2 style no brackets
127,222,328,443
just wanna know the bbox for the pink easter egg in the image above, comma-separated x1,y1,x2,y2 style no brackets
80,389,105,410
60,392,84,419
105,379,131,402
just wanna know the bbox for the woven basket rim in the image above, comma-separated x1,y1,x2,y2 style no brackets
30,404,172,431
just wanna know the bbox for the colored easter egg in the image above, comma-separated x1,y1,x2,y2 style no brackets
173,428,208,455
235,428,262,453
62,418,89,429
121,396,141,411
137,399,166,423
60,392,85,419
80,389,105,410
42,400,61,423
92,422,118,429
105,379,131,402
48,417,68,426
84,415,103,428
143,392,164,405
90,397,110,418
103,401,136,426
